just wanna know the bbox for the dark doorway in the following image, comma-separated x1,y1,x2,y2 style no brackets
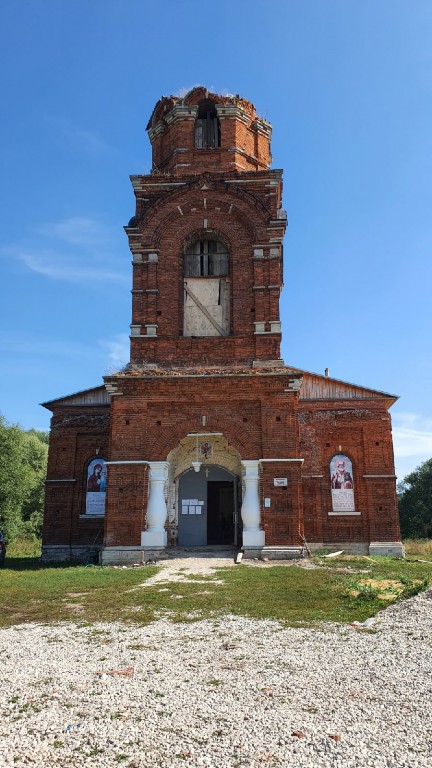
178,466,238,547
207,481,235,545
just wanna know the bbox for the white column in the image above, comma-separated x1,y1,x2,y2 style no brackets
241,460,265,548
141,461,169,548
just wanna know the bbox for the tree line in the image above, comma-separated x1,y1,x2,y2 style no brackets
0,414,48,542
398,458,432,540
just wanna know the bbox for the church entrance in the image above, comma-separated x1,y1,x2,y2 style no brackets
177,466,239,547
207,481,235,545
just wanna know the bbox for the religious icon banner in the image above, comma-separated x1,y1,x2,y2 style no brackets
199,441,213,459
86,458,107,515
330,454,355,513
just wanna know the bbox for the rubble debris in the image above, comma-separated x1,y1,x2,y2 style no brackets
322,550,344,558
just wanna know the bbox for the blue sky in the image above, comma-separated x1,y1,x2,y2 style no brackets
0,0,431,481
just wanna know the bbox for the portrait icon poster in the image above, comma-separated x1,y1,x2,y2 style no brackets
330,454,355,513
86,458,107,515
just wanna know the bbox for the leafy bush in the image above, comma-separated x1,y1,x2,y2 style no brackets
0,414,48,543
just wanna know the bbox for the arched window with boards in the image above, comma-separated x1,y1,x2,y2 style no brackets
183,237,230,337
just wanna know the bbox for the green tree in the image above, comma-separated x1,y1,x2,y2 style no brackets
398,458,432,539
20,432,49,536
0,415,48,542
27,428,49,445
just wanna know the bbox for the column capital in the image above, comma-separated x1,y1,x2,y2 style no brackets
148,461,169,482
241,459,260,478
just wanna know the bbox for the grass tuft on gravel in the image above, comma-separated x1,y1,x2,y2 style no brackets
0,553,431,629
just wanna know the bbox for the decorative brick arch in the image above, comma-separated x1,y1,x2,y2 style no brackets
135,183,269,248
167,437,243,483
149,415,259,460
182,227,231,255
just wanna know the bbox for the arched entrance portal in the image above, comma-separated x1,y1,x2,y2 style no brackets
178,465,240,547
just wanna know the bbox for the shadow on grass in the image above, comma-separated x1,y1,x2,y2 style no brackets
3,557,102,572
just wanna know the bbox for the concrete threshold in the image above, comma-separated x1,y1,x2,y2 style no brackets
165,546,238,560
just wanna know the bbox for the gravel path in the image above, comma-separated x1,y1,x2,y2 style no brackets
1,571,431,768
139,551,238,586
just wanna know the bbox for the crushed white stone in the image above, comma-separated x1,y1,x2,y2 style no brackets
1,571,431,768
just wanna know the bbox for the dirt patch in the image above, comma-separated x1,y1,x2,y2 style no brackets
347,578,423,601
66,592,90,598
64,603,86,613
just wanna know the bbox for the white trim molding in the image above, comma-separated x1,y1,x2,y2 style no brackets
105,460,150,466
259,458,304,463
44,478,76,483
363,474,397,479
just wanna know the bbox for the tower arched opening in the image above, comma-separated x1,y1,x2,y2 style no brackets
194,99,220,149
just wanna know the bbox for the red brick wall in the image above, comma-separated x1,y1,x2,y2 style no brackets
103,371,302,546
299,401,400,545
42,407,110,548
261,461,304,545
126,169,286,366
148,87,271,174
104,464,148,548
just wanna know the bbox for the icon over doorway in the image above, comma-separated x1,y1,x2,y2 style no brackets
199,441,213,459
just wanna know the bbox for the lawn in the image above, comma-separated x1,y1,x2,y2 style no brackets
0,552,431,629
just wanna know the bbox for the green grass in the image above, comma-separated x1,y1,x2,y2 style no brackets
0,554,431,629
6,535,42,559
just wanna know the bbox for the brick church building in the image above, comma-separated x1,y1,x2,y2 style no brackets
41,87,403,563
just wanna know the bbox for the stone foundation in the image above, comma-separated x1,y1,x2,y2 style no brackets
307,541,405,557
259,546,304,560
100,546,167,565
307,542,369,556
41,545,101,563
369,541,405,557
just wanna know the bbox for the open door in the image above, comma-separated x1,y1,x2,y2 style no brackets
178,466,238,547
207,481,235,545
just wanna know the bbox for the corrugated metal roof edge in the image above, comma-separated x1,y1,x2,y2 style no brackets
40,368,399,409
288,366,399,401
41,385,109,409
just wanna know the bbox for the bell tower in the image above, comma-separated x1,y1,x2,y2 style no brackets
102,87,304,563
124,87,287,369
